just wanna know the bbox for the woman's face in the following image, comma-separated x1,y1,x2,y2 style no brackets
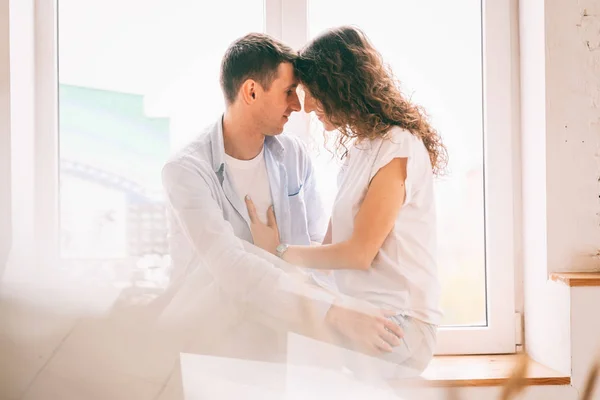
301,86,337,131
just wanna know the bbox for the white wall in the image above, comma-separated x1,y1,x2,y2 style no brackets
521,0,600,380
6,0,36,277
0,0,11,275
570,287,600,392
545,0,600,273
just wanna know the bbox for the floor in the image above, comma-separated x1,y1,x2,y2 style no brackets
0,260,185,400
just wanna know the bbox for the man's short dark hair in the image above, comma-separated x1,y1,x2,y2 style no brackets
220,33,297,104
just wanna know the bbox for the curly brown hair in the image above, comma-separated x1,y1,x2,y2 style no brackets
295,26,448,176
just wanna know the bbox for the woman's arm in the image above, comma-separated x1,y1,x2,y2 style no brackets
247,157,408,271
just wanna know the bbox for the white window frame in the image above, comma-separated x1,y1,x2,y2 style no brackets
30,0,516,355
1,0,11,273
34,0,59,269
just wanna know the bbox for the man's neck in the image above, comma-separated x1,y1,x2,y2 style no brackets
222,107,265,160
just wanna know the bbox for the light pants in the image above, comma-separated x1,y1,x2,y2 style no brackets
306,273,437,381
340,314,437,382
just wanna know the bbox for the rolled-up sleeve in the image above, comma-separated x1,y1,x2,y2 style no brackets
161,160,336,333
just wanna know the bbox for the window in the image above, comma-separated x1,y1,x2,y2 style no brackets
56,0,264,264
33,0,516,354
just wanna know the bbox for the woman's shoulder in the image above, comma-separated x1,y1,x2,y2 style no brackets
353,126,408,148
382,126,418,145
363,126,416,156
351,126,421,164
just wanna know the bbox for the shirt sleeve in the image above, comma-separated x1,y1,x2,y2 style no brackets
368,128,414,202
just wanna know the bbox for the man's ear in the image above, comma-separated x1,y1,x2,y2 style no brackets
240,79,257,104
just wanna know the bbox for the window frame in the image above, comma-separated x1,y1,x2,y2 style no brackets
30,0,517,355
0,0,10,272
34,0,59,268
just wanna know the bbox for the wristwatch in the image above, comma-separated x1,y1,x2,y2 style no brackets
275,243,289,259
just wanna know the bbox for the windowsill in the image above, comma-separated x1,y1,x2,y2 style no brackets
550,272,600,287
391,354,570,387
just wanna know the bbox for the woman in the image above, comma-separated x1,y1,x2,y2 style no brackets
245,26,448,378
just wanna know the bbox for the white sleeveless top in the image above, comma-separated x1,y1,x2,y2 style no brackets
331,126,442,325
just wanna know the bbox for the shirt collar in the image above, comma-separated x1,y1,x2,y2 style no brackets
210,115,286,173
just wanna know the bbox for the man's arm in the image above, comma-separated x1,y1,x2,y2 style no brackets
162,159,404,351
162,160,336,335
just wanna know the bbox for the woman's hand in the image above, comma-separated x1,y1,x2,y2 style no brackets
245,195,280,254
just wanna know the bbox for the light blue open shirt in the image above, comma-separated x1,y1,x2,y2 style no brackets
161,117,339,344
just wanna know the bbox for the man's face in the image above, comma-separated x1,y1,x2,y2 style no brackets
254,62,301,136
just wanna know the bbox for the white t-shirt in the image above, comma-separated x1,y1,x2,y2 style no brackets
225,147,273,225
225,147,336,291
331,126,442,325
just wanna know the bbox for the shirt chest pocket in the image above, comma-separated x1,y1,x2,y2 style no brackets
287,184,310,244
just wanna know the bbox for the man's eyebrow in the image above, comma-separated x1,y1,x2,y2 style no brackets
286,83,299,90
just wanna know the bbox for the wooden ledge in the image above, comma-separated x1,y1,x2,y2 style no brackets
550,272,600,287
390,354,570,388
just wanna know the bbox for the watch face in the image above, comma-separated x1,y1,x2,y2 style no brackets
276,244,287,256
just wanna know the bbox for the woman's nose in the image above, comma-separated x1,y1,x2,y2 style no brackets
303,96,315,113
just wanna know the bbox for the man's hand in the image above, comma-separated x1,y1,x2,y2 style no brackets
245,195,280,254
325,302,404,356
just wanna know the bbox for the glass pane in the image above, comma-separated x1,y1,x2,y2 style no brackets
308,0,486,326
58,0,264,263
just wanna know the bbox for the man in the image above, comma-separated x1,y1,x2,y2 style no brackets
161,33,402,362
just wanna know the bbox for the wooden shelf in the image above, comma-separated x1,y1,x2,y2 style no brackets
391,354,570,388
550,272,600,287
